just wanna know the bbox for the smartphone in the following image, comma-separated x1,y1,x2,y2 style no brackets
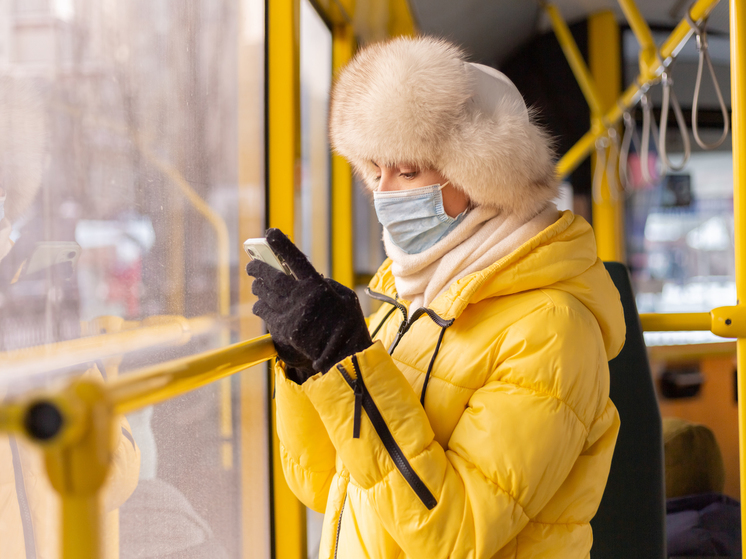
23,241,81,276
243,238,296,278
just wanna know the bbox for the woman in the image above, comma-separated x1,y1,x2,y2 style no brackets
247,36,625,559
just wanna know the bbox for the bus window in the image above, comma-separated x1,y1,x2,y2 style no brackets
298,0,332,279
0,0,267,557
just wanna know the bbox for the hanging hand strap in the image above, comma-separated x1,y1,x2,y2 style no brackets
640,92,665,184
659,71,691,172
686,9,730,150
605,127,620,201
592,136,609,205
619,109,642,192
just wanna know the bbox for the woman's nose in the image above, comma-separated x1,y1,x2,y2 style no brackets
377,170,396,192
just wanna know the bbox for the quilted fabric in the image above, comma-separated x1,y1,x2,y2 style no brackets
275,211,625,559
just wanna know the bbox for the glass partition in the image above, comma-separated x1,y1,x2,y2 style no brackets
0,0,267,557
299,1,332,556
298,0,332,278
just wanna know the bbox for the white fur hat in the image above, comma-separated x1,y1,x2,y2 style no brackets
329,36,559,219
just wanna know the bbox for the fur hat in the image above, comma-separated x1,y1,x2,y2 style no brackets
329,36,559,219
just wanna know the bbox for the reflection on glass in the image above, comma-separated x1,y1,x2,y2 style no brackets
0,0,265,557
298,0,332,277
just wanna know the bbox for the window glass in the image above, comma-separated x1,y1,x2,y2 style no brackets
299,2,332,556
626,140,734,346
0,0,267,556
298,0,332,277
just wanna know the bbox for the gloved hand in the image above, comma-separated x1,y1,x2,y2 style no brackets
246,228,372,379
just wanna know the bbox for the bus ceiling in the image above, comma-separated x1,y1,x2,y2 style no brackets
408,0,731,67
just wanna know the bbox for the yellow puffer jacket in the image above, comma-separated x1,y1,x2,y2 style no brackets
275,211,626,559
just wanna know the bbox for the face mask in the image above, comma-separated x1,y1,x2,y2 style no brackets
0,191,5,222
373,182,468,255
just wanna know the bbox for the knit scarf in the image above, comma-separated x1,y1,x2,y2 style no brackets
384,203,561,309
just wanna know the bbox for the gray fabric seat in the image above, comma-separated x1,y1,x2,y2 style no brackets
590,262,666,559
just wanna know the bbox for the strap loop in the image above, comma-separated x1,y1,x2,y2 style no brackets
620,110,642,193
640,93,664,185
686,8,730,150
659,71,691,172
593,136,610,205
606,128,620,201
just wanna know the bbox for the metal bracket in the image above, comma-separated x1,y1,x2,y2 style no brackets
710,306,746,338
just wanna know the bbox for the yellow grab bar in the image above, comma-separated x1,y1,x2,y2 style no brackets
640,312,712,332
109,334,275,415
616,0,659,80
0,334,276,559
543,3,605,117
0,315,219,379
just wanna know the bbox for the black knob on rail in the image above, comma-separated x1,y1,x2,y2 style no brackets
24,401,64,441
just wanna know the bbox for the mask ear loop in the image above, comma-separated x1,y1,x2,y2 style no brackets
659,70,691,172
686,9,730,150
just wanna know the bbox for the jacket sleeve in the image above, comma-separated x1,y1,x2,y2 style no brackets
275,361,337,513
303,305,603,558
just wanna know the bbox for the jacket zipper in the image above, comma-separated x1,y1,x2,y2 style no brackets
333,493,347,559
366,288,454,354
337,356,438,510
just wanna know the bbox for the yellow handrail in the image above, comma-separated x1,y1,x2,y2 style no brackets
0,334,277,559
616,0,659,81
640,312,712,332
0,314,219,379
108,334,275,415
543,3,605,118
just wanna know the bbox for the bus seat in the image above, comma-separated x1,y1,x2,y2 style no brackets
590,261,666,559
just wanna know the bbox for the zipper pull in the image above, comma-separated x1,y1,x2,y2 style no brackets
353,378,363,439
387,320,408,354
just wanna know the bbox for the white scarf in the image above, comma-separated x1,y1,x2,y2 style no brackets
384,203,560,309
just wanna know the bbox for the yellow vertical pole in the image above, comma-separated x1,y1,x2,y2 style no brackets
268,1,306,558
331,24,355,288
269,0,300,237
43,382,114,559
589,11,625,262
387,0,417,37
730,0,746,538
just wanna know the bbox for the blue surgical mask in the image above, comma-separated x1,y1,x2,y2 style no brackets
373,182,468,254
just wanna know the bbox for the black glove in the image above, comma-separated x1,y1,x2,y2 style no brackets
246,228,372,377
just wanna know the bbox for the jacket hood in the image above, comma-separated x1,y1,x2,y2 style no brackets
369,211,626,360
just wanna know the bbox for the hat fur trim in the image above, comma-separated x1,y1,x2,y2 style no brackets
329,36,559,219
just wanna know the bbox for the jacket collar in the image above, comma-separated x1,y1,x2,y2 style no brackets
368,210,580,321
